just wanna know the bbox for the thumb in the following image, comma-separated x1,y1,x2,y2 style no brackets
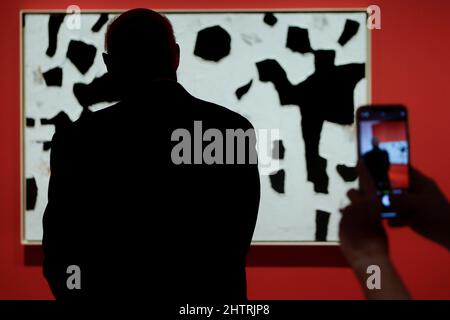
357,160,376,195
390,193,422,221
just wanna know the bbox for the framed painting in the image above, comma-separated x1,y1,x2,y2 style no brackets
21,9,370,244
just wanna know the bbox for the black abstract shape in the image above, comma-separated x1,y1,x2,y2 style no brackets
66,40,97,74
264,13,278,26
336,164,358,182
256,52,365,194
269,169,285,194
41,111,72,133
256,59,286,82
43,141,52,151
235,79,253,100
26,178,38,210
74,73,119,108
286,26,312,54
272,140,285,160
91,13,109,32
46,13,65,57
43,67,63,87
194,25,231,62
26,118,35,127
338,19,360,46
315,210,331,241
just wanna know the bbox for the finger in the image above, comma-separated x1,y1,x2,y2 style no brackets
390,193,419,217
347,189,362,202
388,217,410,228
339,205,352,215
410,167,428,180
410,167,435,192
357,160,377,195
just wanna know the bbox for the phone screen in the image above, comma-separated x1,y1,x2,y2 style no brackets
357,105,410,219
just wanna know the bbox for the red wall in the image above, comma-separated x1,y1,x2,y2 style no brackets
1,0,449,300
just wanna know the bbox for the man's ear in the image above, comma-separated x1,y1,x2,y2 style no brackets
102,52,111,72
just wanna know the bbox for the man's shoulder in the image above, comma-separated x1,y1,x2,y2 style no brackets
71,102,125,132
51,103,123,144
193,97,254,130
81,102,124,123
64,92,255,137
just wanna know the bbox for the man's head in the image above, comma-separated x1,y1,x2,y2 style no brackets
371,136,380,148
103,9,180,94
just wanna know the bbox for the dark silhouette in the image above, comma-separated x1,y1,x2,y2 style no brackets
363,137,391,190
40,111,72,132
340,164,450,299
73,72,119,108
42,8,260,302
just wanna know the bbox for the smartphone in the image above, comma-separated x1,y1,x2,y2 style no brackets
356,105,411,219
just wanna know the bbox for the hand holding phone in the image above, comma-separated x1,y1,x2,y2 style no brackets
356,105,411,219
390,168,450,250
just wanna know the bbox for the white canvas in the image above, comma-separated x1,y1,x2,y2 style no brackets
22,11,369,243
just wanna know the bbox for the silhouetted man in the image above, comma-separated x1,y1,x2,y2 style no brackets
42,9,260,302
363,137,391,190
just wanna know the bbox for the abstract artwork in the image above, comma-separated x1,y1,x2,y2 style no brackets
22,11,369,243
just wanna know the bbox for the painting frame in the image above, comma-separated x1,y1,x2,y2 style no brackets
20,8,372,245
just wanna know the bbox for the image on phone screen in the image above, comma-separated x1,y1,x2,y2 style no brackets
357,106,410,219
